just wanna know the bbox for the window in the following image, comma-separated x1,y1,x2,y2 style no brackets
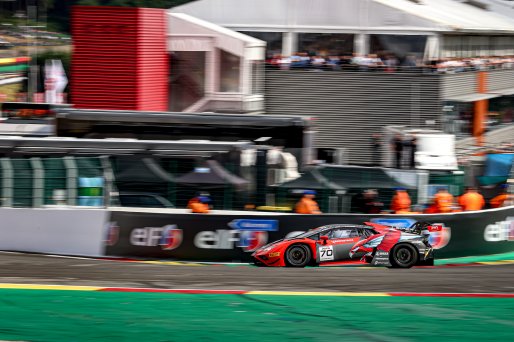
239,31,282,59
329,228,358,239
297,33,354,57
250,60,264,95
370,35,427,63
360,228,377,238
219,49,241,92
168,51,206,112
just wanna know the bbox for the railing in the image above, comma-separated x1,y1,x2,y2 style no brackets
0,154,455,214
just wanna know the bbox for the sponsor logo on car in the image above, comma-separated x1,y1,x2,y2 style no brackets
331,238,358,244
428,223,451,249
370,218,450,249
370,218,416,228
484,217,514,242
375,251,389,257
268,252,280,258
130,225,183,250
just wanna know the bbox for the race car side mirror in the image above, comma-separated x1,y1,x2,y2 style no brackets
320,235,329,245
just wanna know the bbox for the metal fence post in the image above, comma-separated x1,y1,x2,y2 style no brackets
63,156,77,206
0,158,13,207
30,157,44,208
100,155,118,207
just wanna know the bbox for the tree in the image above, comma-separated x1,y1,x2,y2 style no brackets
1,0,196,32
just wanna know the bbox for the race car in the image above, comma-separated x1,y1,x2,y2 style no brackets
251,222,437,268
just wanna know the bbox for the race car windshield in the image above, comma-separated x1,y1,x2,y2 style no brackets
287,227,327,239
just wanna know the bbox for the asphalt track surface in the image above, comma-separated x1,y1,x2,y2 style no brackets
1,252,514,293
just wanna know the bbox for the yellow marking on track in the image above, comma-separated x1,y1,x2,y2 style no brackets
247,291,390,297
0,58,17,65
478,260,514,265
0,283,101,291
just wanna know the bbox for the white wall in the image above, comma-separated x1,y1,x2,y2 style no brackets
0,208,108,256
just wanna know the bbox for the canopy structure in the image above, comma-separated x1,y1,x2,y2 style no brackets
478,153,514,186
175,160,249,186
113,157,176,194
278,165,416,190
319,165,417,190
276,167,345,190
115,157,175,184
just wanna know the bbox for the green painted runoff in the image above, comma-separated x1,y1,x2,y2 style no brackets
0,290,513,341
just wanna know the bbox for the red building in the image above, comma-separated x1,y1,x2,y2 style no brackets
72,6,168,111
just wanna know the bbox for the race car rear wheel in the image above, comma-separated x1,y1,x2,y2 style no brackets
285,244,311,267
390,243,418,268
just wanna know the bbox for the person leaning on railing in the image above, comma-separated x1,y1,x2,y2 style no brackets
490,184,509,208
391,188,412,214
428,187,455,213
295,190,322,214
188,195,211,214
458,187,485,211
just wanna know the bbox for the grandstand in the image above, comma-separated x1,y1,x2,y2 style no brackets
167,0,514,164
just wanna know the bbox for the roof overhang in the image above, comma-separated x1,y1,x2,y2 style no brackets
56,109,311,128
445,93,500,102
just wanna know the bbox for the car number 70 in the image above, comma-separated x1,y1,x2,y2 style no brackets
321,249,333,257
319,245,334,261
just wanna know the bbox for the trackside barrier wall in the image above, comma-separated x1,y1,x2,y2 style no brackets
105,206,514,260
0,208,108,256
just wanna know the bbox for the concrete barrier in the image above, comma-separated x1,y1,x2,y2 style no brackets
0,207,108,256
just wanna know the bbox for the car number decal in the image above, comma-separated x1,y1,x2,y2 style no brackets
319,245,334,261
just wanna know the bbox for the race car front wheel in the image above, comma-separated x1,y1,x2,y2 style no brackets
285,244,311,267
390,243,418,268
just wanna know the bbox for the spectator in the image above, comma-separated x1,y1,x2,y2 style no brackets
326,56,341,70
391,188,412,214
458,187,485,211
402,55,417,67
504,193,514,207
371,133,381,166
188,192,211,211
367,54,384,70
350,52,364,66
407,136,417,169
354,189,383,214
311,55,326,70
384,54,399,72
295,190,321,214
490,184,509,208
391,134,404,169
266,54,514,73
432,187,455,213
278,55,291,70
188,196,210,213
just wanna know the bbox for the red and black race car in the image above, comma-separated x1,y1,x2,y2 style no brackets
252,222,438,268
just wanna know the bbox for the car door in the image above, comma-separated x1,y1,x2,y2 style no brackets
317,227,362,262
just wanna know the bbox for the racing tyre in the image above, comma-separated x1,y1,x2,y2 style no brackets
285,244,311,267
390,243,418,268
